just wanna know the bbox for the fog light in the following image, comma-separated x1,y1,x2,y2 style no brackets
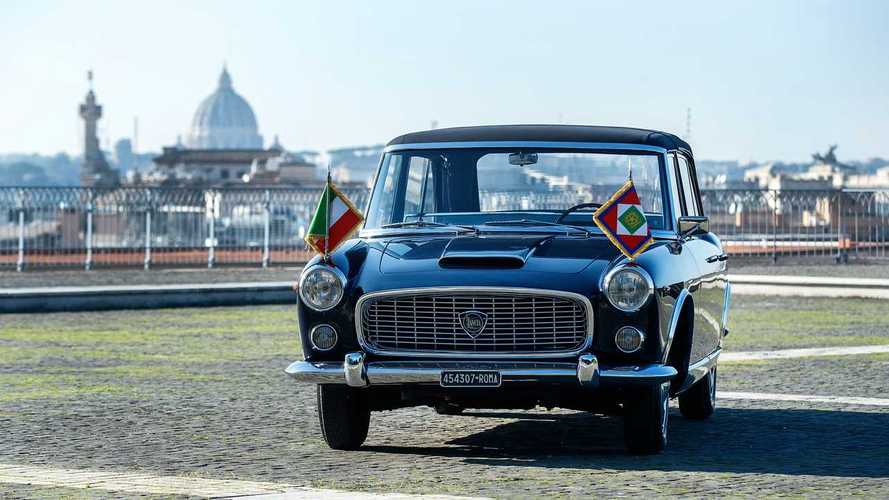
310,324,338,351
615,326,644,353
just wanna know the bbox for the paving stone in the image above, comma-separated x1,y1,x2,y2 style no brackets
1,356,887,498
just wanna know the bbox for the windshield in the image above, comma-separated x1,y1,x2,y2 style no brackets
364,148,668,231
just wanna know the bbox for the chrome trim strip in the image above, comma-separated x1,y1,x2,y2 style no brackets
662,288,691,364
284,353,677,386
722,281,732,338
384,141,668,153
663,151,683,232
353,286,595,359
358,227,678,240
676,348,721,395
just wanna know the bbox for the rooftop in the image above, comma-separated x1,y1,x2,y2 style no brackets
386,125,692,151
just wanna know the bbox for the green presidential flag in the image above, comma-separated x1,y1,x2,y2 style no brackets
592,179,654,260
304,177,364,256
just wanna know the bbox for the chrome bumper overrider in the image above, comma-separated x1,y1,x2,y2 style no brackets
284,352,677,388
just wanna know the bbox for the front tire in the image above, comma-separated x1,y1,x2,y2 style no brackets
623,382,670,454
679,365,717,420
317,384,370,450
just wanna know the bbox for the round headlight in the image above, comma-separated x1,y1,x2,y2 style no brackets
615,326,645,353
603,266,653,312
299,265,345,311
310,324,338,351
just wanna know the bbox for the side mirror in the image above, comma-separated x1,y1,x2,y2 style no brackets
678,216,709,238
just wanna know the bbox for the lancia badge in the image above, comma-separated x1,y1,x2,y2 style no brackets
458,310,488,338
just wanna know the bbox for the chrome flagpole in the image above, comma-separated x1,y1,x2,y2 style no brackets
323,163,331,262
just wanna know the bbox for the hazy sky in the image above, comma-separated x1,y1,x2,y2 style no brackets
1,0,887,161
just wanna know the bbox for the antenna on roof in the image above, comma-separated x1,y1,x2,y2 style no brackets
685,107,692,144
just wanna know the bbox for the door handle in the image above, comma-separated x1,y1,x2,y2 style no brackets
707,254,728,263
718,254,729,262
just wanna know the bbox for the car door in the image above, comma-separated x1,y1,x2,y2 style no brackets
674,153,727,362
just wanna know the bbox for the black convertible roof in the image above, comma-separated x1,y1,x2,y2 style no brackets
387,125,691,152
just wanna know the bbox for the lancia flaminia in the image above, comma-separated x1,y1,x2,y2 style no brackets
286,125,730,454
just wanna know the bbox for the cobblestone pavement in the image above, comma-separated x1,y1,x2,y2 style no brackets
1,305,888,498
2,359,887,498
0,484,185,499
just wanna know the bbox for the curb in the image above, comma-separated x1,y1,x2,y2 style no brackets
0,282,296,313
728,274,889,289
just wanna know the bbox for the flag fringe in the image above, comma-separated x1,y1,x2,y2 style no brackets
303,179,365,256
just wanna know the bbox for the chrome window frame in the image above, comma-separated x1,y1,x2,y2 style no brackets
354,286,595,359
364,141,681,239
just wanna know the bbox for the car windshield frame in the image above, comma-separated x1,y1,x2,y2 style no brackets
361,141,677,238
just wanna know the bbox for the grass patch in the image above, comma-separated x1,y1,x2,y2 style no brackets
0,305,300,402
1,295,886,403
726,295,889,351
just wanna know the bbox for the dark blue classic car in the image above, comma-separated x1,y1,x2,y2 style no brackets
287,125,730,454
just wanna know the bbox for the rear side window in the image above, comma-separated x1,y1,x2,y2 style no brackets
676,155,701,216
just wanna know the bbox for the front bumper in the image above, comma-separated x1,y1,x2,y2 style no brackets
285,352,677,388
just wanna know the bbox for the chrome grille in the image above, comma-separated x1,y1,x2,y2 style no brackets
357,289,591,357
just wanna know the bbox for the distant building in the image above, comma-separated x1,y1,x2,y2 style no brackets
327,145,385,187
742,146,889,190
145,66,316,187
79,73,120,188
186,66,263,149
149,147,283,186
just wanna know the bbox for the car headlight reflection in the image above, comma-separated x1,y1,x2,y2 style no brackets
299,265,345,311
604,266,653,312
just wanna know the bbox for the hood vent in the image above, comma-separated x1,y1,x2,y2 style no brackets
438,254,525,269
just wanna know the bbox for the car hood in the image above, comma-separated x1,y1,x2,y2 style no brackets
379,234,621,275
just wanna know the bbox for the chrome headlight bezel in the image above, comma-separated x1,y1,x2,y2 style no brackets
602,265,654,313
298,264,347,312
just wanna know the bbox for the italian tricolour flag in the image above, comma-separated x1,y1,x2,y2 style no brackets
304,178,364,255
592,179,654,260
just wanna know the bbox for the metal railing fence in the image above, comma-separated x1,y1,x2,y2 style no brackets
0,187,368,270
701,189,889,261
2,187,888,270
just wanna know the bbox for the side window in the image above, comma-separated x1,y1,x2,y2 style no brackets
365,154,404,226
403,157,432,217
676,155,701,216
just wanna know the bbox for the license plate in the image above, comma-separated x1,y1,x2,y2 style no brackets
440,370,501,388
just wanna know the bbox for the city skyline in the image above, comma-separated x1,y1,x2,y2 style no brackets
1,0,888,162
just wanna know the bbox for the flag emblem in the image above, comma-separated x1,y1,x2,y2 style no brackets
304,179,364,255
593,180,654,260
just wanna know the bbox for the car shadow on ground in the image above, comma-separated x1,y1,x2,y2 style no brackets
362,407,889,478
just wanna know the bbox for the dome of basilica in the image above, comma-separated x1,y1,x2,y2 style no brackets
186,67,263,149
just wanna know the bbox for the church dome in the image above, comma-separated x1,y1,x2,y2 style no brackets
186,67,263,149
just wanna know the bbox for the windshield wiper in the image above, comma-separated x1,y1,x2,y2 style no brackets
482,219,593,236
380,221,479,234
